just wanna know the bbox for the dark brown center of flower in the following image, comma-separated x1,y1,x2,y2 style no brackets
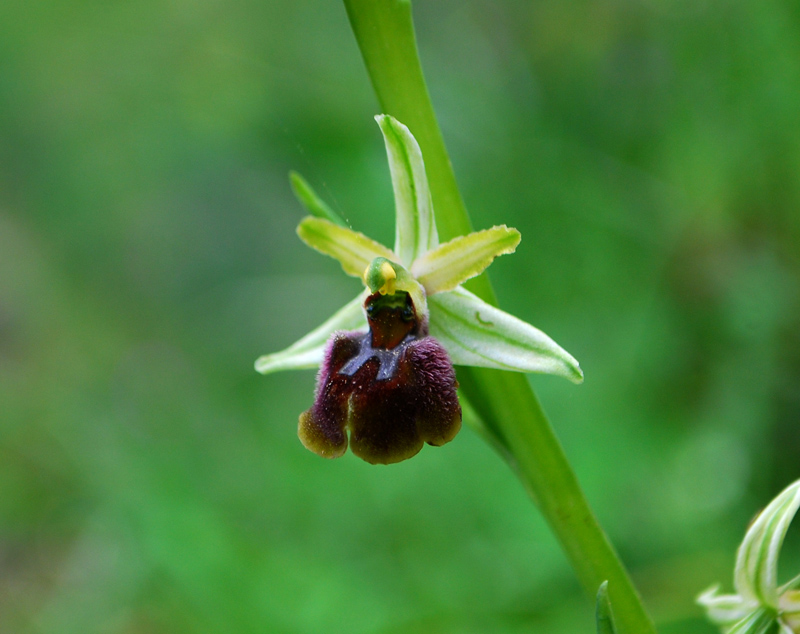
336,292,420,381
366,292,418,349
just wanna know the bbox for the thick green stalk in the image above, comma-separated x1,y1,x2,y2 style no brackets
341,1,656,633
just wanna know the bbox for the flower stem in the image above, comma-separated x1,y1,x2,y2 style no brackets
341,1,656,633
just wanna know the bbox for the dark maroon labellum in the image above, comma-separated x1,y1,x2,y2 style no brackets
298,291,462,464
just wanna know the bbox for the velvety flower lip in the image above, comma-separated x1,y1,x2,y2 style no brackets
298,287,461,465
256,114,583,463
698,479,800,634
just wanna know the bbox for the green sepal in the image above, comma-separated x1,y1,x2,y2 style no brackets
412,225,520,295
726,607,778,634
698,480,800,633
596,581,617,634
428,287,584,383
297,216,396,279
254,293,367,374
736,480,800,607
697,586,751,627
375,114,438,267
289,171,347,227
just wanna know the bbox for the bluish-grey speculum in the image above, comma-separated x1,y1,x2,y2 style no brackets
339,292,418,380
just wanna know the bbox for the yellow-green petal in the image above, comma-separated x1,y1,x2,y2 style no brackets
297,216,396,279
412,225,520,295
254,293,367,374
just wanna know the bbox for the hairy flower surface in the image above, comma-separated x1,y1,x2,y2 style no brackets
299,288,461,464
256,115,582,464
698,479,800,634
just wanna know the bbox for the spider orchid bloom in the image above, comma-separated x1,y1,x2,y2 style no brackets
256,115,583,464
698,479,800,634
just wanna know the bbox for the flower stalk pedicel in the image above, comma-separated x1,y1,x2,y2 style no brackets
256,115,582,463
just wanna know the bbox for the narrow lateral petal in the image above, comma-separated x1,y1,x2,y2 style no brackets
255,294,367,374
735,479,800,607
428,287,583,383
375,115,438,267
289,171,347,227
297,216,396,278
412,225,521,295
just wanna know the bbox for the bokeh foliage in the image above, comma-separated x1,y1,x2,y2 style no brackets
1,0,799,632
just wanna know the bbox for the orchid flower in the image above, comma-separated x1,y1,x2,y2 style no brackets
256,115,582,464
698,479,800,634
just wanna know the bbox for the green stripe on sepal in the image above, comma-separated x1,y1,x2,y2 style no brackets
726,607,777,634
375,114,438,267
255,293,367,374
596,582,617,634
412,225,520,295
289,171,347,227
429,287,584,383
735,480,800,607
297,216,396,279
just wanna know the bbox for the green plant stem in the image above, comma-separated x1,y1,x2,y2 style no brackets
341,1,656,633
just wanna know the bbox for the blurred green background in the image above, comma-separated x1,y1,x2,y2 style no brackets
1,0,799,632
